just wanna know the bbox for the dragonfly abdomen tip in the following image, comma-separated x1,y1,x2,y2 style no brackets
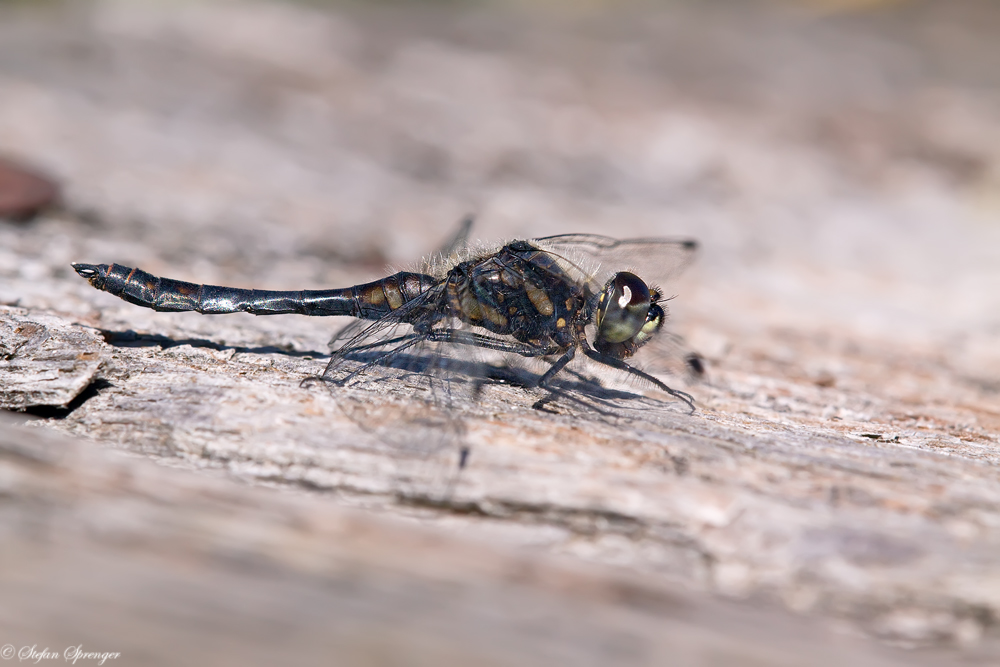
71,263,101,279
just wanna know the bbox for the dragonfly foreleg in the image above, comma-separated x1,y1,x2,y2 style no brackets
581,346,695,413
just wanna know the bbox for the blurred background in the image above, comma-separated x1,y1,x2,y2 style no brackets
1,0,998,379
1,0,999,664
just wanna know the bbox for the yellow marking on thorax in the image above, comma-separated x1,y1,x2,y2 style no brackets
524,280,554,316
460,290,482,320
480,302,508,327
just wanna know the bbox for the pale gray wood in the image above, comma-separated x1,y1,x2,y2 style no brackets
0,414,957,667
0,307,107,409
1,1,999,663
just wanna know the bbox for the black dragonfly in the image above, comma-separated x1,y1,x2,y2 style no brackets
71,223,700,416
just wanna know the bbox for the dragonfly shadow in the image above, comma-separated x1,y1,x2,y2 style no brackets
97,329,329,359
100,330,681,418
330,348,665,416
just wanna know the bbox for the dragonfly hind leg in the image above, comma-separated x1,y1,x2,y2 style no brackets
423,328,562,358
532,346,576,411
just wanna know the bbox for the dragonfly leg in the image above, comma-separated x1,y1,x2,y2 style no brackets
424,329,562,357
333,333,420,355
530,347,578,411
434,215,475,257
420,328,590,410
581,346,695,413
536,346,576,386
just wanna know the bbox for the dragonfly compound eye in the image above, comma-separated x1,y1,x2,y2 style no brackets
634,302,665,347
595,272,652,345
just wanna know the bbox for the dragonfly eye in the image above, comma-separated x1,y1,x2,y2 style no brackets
595,272,652,345
634,303,665,347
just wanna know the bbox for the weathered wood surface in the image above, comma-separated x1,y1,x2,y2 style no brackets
1,413,934,667
0,308,106,410
1,0,999,663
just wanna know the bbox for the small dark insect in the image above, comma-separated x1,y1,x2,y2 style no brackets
72,221,699,411
685,352,706,377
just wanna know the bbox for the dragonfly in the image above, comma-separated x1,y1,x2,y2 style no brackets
71,221,700,415
72,221,701,498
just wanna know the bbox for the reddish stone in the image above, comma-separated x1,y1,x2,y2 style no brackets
0,156,60,220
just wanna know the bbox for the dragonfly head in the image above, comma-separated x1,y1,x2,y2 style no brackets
593,272,664,359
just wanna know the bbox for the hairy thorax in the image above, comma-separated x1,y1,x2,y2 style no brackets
444,242,588,350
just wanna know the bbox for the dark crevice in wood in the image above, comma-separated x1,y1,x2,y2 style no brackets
18,378,113,420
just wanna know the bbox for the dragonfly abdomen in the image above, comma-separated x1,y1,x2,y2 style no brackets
350,272,441,319
71,263,438,319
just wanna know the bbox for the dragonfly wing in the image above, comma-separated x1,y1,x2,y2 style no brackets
323,282,450,380
436,215,475,257
533,234,698,292
318,281,473,502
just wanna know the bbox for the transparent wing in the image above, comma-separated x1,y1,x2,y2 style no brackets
437,214,475,257
313,230,702,504
324,282,445,373
319,283,475,503
533,234,698,293
631,330,706,381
